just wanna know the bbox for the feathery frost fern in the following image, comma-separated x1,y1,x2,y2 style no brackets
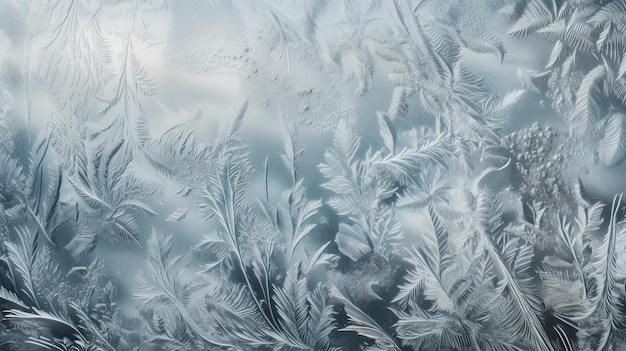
3,1,626,350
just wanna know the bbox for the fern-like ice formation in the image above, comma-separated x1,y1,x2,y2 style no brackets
2,0,626,350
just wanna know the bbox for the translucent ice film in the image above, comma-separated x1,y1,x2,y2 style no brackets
1,1,626,350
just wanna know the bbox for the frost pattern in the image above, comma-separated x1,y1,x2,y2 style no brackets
2,0,626,350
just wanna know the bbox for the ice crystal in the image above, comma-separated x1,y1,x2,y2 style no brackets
2,1,626,350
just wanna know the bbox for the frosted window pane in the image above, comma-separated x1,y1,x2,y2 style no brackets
0,1,624,350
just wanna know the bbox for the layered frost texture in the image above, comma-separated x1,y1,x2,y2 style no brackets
1,1,626,350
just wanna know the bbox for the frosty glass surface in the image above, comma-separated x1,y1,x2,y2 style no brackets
1,0,626,350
